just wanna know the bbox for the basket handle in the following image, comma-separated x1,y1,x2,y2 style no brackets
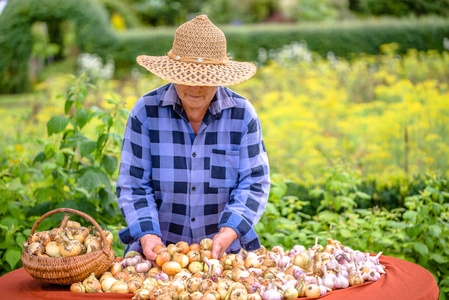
27,208,110,249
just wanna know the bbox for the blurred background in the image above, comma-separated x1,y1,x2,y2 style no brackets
0,0,449,297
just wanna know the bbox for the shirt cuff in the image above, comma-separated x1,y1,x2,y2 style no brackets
219,212,261,251
118,219,162,245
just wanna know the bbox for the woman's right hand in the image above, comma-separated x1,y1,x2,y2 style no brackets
140,234,164,264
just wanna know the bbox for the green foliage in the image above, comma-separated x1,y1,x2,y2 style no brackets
2,0,449,94
309,164,371,213
0,0,114,93
353,0,449,17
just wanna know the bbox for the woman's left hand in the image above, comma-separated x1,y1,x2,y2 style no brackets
211,227,238,259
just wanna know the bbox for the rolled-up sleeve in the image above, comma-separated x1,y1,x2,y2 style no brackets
219,112,270,251
117,101,162,245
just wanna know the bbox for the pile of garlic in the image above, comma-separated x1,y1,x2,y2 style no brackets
69,237,386,299
23,213,113,258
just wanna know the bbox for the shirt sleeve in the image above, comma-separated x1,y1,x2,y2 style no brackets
116,102,162,245
218,112,270,251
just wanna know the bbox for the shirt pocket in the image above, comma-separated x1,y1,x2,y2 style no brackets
209,149,240,188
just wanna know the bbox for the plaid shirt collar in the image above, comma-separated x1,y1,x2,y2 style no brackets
159,84,236,123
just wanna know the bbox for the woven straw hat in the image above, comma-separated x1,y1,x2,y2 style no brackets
136,15,256,86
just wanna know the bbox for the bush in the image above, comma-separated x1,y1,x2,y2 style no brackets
1,0,449,94
0,0,114,93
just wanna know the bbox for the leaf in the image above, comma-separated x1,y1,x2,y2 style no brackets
4,249,21,269
55,152,65,167
64,99,74,115
34,151,46,163
428,224,442,237
339,228,353,238
7,178,22,191
79,140,97,157
47,116,69,136
75,108,89,129
102,154,118,176
429,253,448,264
412,242,429,256
403,210,418,220
1,217,19,228
78,168,111,191
109,132,123,148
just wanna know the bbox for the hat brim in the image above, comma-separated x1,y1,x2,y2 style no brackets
137,55,256,86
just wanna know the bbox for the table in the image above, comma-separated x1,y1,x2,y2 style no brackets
0,255,439,300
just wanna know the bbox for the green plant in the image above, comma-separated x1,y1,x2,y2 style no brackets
309,163,371,213
30,74,127,225
400,174,449,299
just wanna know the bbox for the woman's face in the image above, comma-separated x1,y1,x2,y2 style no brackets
174,84,218,111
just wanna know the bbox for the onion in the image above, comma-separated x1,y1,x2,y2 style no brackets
176,241,190,254
199,279,217,293
45,241,62,258
186,276,202,293
200,238,213,251
156,251,171,267
162,261,182,276
109,262,122,276
114,271,129,282
305,284,321,298
109,280,129,293
101,277,117,292
83,273,102,293
190,291,204,300
70,282,86,293
188,261,204,273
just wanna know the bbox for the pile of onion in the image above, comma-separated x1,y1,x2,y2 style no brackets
69,237,386,299
23,213,114,259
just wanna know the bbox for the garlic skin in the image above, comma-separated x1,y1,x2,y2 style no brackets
367,270,381,282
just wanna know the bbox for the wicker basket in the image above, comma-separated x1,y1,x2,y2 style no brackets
21,208,115,285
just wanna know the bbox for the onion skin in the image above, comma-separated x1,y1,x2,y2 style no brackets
162,261,182,276
305,284,321,298
200,238,213,251
45,241,62,258
109,280,129,293
70,282,86,293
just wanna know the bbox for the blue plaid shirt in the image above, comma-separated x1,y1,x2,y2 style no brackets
117,83,270,254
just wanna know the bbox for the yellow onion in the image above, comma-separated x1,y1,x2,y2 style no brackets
101,277,118,292
31,231,51,246
83,273,102,293
109,280,129,293
45,241,62,258
70,282,86,293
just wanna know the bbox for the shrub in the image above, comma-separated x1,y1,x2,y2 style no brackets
1,0,449,94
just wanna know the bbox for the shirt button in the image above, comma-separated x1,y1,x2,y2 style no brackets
191,218,195,222
192,152,196,157
191,186,196,191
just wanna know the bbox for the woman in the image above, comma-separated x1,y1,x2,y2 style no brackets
117,15,270,263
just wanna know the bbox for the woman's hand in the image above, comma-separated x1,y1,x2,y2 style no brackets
140,234,164,264
212,227,238,259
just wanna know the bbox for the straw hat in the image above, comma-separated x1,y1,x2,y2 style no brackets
136,15,256,86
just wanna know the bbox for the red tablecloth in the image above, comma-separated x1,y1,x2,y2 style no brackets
0,255,439,300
